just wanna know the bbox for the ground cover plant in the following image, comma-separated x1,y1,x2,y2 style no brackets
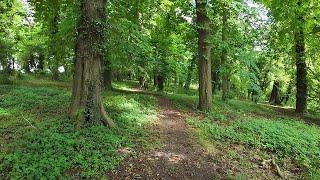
1,0,320,178
0,79,158,178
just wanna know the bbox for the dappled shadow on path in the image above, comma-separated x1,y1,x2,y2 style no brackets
108,91,223,179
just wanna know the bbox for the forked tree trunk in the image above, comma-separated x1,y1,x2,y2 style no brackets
69,0,115,128
196,0,212,112
269,80,281,105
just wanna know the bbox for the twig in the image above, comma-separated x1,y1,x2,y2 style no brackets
271,156,285,179
14,114,38,135
261,157,285,179
21,114,38,130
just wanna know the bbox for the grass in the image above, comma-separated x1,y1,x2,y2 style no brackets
1,79,319,178
0,78,158,179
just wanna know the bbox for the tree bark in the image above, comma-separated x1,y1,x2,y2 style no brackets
69,0,115,128
196,0,212,112
269,80,281,105
294,7,307,114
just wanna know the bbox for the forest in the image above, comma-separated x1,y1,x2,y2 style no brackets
0,0,320,179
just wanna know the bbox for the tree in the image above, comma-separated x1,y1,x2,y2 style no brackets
221,2,229,101
262,0,316,114
196,0,212,112
294,0,307,113
69,0,115,127
269,80,281,105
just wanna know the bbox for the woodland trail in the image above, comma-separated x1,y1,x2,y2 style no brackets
108,92,222,179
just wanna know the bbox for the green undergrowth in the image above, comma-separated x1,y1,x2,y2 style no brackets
160,85,320,177
187,117,320,166
0,81,158,178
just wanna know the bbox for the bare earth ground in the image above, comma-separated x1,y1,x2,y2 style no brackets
108,93,283,180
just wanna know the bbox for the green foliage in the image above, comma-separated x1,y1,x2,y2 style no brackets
0,87,69,115
0,80,157,178
188,116,320,173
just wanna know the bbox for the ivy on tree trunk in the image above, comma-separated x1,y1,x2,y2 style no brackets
196,0,212,112
294,2,307,114
69,0,115,128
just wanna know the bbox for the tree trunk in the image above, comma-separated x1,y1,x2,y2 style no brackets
51,15,60,81
196,0,212,112
212,70,218,94
156,75,165,91
295,11,307,114
221,3,228,102
184,56,196,90
269,80,281,105
69,0,115,128
281,79,293,105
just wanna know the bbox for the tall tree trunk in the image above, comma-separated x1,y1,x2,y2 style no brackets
269,80,281,105
196,0,212,112
221,5,228,101
184,56,196,90
281,79,293,105
295,9,307,114
51,15,60,81
69,0,115,128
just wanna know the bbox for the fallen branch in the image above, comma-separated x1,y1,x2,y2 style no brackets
261,157,285,179
272,156,285,179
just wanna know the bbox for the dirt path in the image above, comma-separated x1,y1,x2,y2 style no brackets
108,96,222,179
